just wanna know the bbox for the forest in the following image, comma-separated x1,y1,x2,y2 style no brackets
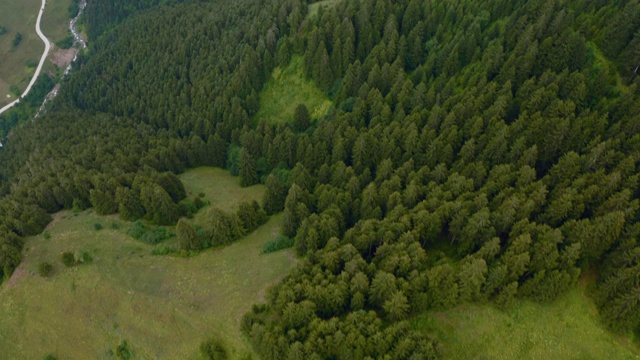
0,0,639,358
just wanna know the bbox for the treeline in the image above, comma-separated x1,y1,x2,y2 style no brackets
177,200,267,251
0,0,300,280
0,0,637,357
0,74,55,138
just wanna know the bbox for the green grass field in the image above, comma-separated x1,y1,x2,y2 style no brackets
0,168,295,359
0,0,73,106
413,280,640,360
254,56,332,125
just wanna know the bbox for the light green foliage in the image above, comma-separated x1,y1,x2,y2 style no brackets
413,280,640,359
254,56,331,125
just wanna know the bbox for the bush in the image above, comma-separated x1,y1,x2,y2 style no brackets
43,231,51,240
151,244,176,256
140,226,172,245
74,250,92,264
111,222,120,229
200,337,227,360
55,35,74,49
61,252,75,267
43,355,57,360
116,340,132,360
38,262,53,277
128,220,147,240
128,221,172,244
94,223,103,231
261,235,294,254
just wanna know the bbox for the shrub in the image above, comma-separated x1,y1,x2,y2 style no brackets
43,231,51,240
111,222,120,229
128,220,147,240
140,226,172,245
94,223,103,231
74,250,92,264
43,355,57,360
116,340,132,360
61,252,75,267
151,244,176,256
261,235,294,254
200,337,228,360
128,221,172,244
38,262,53,277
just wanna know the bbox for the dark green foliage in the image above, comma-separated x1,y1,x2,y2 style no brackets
262,235,294,254
94,223,103,231
0,26,8,36
227,146,241,176
293,104,311,132
200,337,228,360
128,221,147,240
116,187,145,221
263,173,288,215
0,0,638,356
128,221,171,245
177,218,200,251
43,355,57,360
90,189,118,215
12,32,21,47
61,252,75,267
116,340,132,360
239,148,259,187
56,35,74,49
38,262,53,277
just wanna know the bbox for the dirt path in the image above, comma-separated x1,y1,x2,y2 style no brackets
0,0,50,115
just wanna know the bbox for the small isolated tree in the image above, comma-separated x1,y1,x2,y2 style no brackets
61,252,75,267
200,337,228,360
293,104,311,131
38,262,53,277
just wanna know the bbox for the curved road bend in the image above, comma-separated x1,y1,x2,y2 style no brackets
0,0,51,115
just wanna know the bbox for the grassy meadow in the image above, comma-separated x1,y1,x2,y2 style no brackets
413,279,640,360
0,0,73,106
254,55,332,125
0,167,295,359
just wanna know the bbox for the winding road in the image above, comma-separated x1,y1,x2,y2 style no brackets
0,0,51,115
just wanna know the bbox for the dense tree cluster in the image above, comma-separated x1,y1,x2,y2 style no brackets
0,0,638,357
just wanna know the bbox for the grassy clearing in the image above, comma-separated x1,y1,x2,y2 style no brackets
255,56,332,125
308,0,342,18
0,168,295,359
0,0,73,107
41,0,74,44
0,0,41,105
180,167,265,233
413,280,640,360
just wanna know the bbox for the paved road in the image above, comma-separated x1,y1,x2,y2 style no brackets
0,0,50,115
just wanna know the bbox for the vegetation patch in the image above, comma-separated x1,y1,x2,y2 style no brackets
0,210,294,358
254,56,331,125
412,281,640,359
261,235,294,254
308,0,342,18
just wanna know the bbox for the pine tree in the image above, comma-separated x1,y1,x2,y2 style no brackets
293,104,311,132
240,148,260,187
